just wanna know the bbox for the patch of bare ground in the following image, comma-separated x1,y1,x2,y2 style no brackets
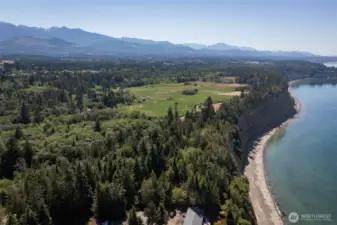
195,82,246,87
218,91,242,96
168,210,186,225
212,102,222,111
88,217,98,225
128,104,143,110
180,102,223,121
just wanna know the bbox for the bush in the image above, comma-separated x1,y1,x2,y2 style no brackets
182,89,198,95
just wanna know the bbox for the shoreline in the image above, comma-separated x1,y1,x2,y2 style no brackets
244,94,301,225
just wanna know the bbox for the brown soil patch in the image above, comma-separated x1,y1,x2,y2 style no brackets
128,104,143,110
212,103,222,111
218,91,242,96
195,82,246,87
168,210,186,225
88,218,98,225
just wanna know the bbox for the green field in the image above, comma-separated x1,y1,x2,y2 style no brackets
119,82,240,116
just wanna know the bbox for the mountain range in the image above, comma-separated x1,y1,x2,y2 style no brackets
0,21,321,58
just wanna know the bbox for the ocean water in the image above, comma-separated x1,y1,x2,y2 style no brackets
265,84,337,225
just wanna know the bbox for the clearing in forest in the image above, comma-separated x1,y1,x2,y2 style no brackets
120,82,244,116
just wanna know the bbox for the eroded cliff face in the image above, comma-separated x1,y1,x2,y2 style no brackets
238,91,296,170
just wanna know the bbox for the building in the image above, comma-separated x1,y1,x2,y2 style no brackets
183,208,204,225
0,60,16,72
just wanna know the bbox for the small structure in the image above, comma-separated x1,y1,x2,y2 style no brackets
0,60,16,72
102,221,109,225
183,208,204,225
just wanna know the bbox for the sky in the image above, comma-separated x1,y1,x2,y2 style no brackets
0,0,336,55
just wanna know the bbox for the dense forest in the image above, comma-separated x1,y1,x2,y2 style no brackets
0,57,324,225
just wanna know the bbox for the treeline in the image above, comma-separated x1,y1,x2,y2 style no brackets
0,80,134,127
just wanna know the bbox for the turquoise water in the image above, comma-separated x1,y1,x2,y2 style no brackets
265,84,337,225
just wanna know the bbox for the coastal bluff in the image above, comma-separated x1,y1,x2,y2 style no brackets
238,91,297,170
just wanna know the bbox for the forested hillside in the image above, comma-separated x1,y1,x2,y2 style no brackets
0,58,301,225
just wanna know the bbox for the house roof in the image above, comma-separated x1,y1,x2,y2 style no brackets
183,208,203,225
1,60,15,64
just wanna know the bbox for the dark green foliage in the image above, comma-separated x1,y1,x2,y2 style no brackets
6,213,20,225
155,204,168,225
94,118,102,132
23,140,33,168
76,90,84,112
33,106,43,124
202,96,215,120
0,58,302,225
181,89,198,95
92,182,126,223
14,127,23,139
144,201,157,225
0,137,22,179
140,172,165,206
19,102,30,124
128,206,143,225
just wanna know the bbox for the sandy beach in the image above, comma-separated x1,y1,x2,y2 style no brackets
244,96,301,225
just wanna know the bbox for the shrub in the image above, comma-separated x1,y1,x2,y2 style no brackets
182,89,198,95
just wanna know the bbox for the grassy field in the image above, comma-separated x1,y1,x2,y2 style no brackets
119,82,243,116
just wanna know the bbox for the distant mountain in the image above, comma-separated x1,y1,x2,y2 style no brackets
184,42,256,52
270,51,316,57
121,37,168,45
183,43,208,50
0,36,76,54
86,39,197,56
207,43,241,51
0,22,114,46
0,21,322,58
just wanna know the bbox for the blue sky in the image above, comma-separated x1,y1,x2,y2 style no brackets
0,0,336,55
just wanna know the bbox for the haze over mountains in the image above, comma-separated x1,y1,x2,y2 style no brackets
0,21,325,58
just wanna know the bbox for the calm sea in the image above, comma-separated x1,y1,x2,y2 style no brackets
265,84,337,225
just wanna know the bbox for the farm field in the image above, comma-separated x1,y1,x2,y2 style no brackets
119,82,244,116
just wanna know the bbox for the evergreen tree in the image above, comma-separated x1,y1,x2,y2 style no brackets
37,204,53,225
226,209,236,225
23,140,33,168
76,91,84,112
14,126,23,139
155,204,168,225
94,118,102,132
1,137,21,179
6,213,20,225
19,102,30,124
174,102,179,119
144,201,156,225
33,106,43,124
202,96,215,120
92,184,101,222
92,183,126,223
127,206,143,225
20,208,37,225
69,100,77,114
167,106,174,125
